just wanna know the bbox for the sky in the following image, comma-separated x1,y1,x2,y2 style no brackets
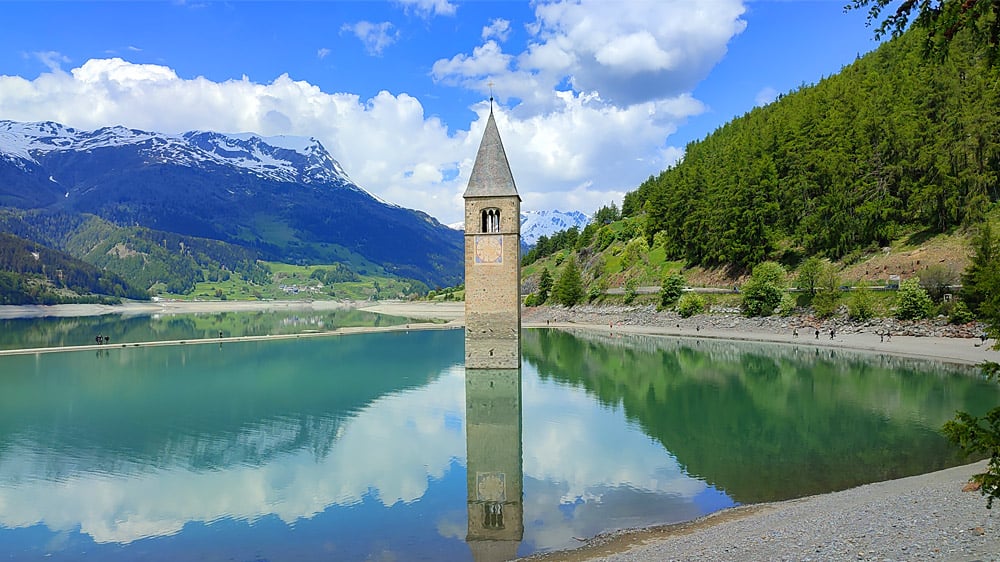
0,0,886,225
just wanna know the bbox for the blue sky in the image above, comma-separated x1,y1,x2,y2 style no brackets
0,0,884,224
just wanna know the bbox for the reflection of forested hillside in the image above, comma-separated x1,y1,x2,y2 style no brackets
0,330,463,478
522,329,996,502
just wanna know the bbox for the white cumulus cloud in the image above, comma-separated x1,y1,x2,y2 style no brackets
482,18,512,42
435,0,747,109
0,55,698,224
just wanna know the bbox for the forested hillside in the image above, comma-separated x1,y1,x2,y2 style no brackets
0,209,270,294
0,232,148,304
622,20,998,269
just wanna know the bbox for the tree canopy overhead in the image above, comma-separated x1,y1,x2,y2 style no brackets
847,0,1000,62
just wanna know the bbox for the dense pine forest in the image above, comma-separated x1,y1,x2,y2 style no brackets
621,21,998,269
0,232,148,304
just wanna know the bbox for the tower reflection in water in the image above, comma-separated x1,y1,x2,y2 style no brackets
465,368,523,562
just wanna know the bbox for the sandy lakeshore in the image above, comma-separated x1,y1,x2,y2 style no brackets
0,299,997,560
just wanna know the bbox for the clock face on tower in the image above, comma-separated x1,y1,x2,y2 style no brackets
474,235,503,264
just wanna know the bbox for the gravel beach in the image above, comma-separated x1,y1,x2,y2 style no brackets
521,460,997,562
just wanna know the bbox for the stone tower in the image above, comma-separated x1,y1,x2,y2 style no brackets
464,109,521,370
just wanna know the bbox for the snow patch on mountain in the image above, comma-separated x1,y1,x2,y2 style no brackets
0,120,358,190
520,209,590,246
448,210,590,245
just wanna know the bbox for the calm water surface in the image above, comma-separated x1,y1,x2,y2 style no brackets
0,325,994,561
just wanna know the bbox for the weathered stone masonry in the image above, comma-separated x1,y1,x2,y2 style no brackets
464,109,522,370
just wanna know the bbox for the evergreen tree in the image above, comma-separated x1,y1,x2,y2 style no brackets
537,267,553,304
847,0,1000,62
553,255,585,307
962,222,1000,316
622,17,1000,270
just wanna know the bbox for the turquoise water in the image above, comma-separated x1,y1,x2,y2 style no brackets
0,325,994,561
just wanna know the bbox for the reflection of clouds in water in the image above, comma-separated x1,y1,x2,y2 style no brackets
0,366,468,544
521,364,706,503
518,363,717,551
522,479,711,552
0,362,716,549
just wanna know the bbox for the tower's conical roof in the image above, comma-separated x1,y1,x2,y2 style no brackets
464,110,519,199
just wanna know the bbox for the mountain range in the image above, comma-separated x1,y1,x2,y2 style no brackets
519,210,590,246
0,121,464,288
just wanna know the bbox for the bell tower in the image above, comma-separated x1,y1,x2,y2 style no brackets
464,108,521,370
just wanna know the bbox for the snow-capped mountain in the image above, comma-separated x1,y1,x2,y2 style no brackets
0,120,359,189
0,120,462,287
520,209,590,246
447,209,591,247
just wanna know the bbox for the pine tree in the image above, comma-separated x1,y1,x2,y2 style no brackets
553,255,584,307
961,222,1000,317
537,267,553,304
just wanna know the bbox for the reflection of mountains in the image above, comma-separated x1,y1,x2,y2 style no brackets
522,329,995,503
0,308,418,350
0,329,462,480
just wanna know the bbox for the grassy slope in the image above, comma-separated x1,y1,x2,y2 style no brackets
522,218,981,313
158,261,424,302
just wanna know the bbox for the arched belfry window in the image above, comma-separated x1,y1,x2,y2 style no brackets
481,208,501,233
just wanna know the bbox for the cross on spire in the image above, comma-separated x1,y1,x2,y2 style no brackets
488,80,495,111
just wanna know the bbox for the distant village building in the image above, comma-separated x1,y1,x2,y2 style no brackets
464,108,522,369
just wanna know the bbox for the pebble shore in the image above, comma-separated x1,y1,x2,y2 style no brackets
524,461,997,562
522,303,986,340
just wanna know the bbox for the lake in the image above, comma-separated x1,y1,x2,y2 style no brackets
0,319,994,561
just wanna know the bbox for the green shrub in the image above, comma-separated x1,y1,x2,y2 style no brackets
741,261,786,317
677,292,705,318
621,237,648,271
778,292,796,316
597,226,615,251
848,285,877,321
588,284,604,303
796,256,823,295
659,272,686,310
948,299,975,324
896,278,933,320
623,277,638,304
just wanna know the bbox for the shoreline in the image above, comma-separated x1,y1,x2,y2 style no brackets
1,299,997,559
522,460,998,562
2,299,993,366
